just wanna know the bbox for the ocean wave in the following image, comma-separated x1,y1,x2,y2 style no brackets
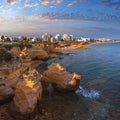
75,86,100,99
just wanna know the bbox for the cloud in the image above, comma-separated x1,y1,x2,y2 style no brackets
5,0,20,5
38,0,64,6
67,1,77,7
26,11,120,23
18,2,39,9
50,5,55,8
27,13,94,21
0,5,3,9
39,0,49,6
17,6,22,9
56,0,64,4
0,14,120,39
67,0,92,7
24,3,39,8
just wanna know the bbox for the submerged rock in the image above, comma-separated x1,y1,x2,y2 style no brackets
42,63,80,92
9,68,42,119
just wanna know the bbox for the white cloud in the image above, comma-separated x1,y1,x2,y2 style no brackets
17,2,39,9
24,3,39,8
56,0,64,4
39,0,49,6
0,5,3,9
17,6,22,9
67,0,91,7
39,0,64,6
5,0,20,5
67,1,77,7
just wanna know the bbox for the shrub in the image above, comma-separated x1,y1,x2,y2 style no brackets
0,48,13,62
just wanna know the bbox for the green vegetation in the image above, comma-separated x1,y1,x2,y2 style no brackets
3,43,32,51
0,48,13,62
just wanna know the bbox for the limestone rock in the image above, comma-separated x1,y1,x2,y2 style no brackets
10,68,42,116
0,85,14,104
42,63,80,91
29,48,49,60
10,46,21,57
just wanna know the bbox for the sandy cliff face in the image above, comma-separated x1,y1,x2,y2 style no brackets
10,46,21,57
9,68,42,118
28,48,49,60
42,63,80,91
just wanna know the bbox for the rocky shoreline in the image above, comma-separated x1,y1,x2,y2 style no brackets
0,44,81,120
1,42,120,120
55,41,120,51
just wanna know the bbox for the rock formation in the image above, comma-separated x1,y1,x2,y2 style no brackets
9,68,42,119
42,63,80,91
10,45,21,58
0,74,20,103
0,84,14,104
29,47,49,60
19,47,28,59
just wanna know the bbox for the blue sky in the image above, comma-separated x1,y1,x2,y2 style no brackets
0,0,120,39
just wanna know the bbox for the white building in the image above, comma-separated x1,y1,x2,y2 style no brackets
96,38,111,42
62,34,73,41
76,37,90,42
55,34,62,42
70,35,73,41
0,36,2,44
30,37,37,43
42,33,52,42
81,37,90,42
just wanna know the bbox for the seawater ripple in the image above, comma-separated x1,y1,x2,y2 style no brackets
75,86,100,99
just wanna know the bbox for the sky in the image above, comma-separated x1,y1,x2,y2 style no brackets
0,0,120,39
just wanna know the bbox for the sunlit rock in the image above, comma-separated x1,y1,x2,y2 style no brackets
42,63,80,91
9,68,42,119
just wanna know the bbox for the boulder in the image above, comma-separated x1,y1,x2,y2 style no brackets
10,46,21,57
0,84,14,104
29,48,49,60
42,63,80,92
9,68,42,119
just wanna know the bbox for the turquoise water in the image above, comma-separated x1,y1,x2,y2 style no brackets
47,42,120,120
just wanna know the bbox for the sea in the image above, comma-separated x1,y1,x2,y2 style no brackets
39,42,120,120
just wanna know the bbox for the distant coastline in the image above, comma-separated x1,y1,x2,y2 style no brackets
55,40,120,51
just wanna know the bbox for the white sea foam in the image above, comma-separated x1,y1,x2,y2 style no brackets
75,86,100,99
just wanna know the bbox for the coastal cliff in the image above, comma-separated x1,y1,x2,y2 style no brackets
0,45,81,120
9,68,42,120
42,63,80,92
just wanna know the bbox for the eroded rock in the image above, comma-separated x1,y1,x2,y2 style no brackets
29,48,49,60
10,46,21,57
0,85,14,104
9,68,42,119
42,63,80,92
